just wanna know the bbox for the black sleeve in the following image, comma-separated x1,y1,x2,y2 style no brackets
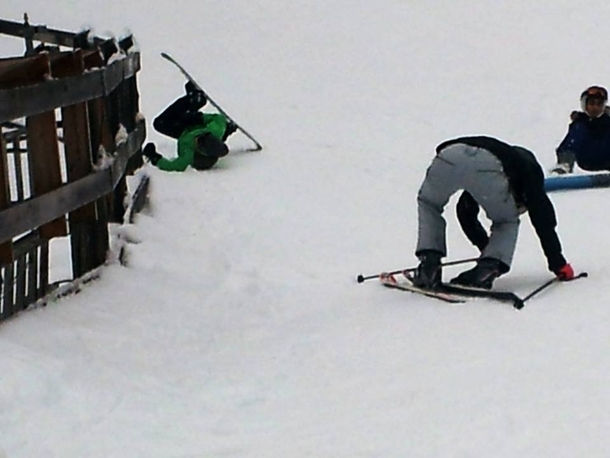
456,191,489,251
523,166,567,272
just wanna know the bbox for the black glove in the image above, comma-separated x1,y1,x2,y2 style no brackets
185,81,207,109
221,122,238,141
142,143,162,165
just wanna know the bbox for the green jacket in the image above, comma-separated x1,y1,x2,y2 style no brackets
157,113,228,171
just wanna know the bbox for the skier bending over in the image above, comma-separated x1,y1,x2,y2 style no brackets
143,82,237,171
412,136,575,290
552,85,610,174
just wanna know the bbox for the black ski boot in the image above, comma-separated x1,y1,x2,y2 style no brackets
411,250,443,289
450,258,506,290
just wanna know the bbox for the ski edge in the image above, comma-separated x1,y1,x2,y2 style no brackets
440,283,524,310
379,274,467,304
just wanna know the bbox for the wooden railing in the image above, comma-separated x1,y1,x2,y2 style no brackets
0,16,148,321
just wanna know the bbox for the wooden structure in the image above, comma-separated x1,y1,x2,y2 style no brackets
0,15,147,321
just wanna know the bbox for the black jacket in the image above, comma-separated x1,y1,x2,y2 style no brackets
436,136,566,273
570,110,610,141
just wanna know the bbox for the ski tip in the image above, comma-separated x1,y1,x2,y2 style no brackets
513,299,525,310
379,272,396,284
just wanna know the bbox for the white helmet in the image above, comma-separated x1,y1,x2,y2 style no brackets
580,85,608,115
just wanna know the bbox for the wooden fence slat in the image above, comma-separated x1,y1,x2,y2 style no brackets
14,254,27,312
0,53,50,89
59,51,103,277
26,110,67,239
12,137,25,202
85,48,114,263
0,18,97,49
0,121,145,245
0,53,141,122
0,133,13,262
2,263,13,318
38,239,49,298
26,247,38,303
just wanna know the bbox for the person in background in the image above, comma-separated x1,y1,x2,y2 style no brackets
551,85,610,174
412,135,575,290
143,82,237,171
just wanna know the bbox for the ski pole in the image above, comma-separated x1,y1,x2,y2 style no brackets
522,271,588,303
356,257,478,284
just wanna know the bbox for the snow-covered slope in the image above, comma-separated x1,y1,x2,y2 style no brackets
1,1,610,456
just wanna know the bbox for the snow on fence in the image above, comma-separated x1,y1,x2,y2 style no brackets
0,15,148,321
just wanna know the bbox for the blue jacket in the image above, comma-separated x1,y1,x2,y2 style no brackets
557,110,610,170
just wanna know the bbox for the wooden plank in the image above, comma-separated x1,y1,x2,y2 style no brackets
12,138,25,202
2,263,14,319
0,133,13,262
83,48,104,69
68,49,105,276
26,247,38,303
60,52,100,276
0,18,98,49
127,175,150,223
0,266,4,318
85,49,115,267
14,254,26,312
26,110,67,239
0,53,140,122
38,239,49,297
0,54,50,89
60,52,95,207
0,120,145,244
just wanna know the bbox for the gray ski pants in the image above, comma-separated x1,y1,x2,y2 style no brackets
416,143,520,268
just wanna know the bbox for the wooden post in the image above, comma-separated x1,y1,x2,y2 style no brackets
26,111,67,238
20,53,67,239
83,49,112,267
54,51,103,278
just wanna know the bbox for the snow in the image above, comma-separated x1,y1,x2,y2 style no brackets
2,1,610,456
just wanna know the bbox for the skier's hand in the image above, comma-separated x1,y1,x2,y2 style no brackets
142,143,162,165
555,263,575,281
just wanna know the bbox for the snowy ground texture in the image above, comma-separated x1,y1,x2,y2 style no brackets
2,1,610,457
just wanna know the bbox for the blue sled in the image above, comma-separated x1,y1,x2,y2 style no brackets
544,172,610,192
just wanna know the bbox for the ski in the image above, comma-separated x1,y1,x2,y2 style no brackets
160,52,263,152
381,270,588,310
380,273,524,309
440,284,524,310
379,273,467,304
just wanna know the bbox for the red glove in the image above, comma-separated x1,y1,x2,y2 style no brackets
556,263,575,281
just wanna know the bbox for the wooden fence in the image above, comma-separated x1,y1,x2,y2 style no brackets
0,15,148,321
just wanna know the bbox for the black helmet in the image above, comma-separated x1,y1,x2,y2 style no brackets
195,133,228,158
